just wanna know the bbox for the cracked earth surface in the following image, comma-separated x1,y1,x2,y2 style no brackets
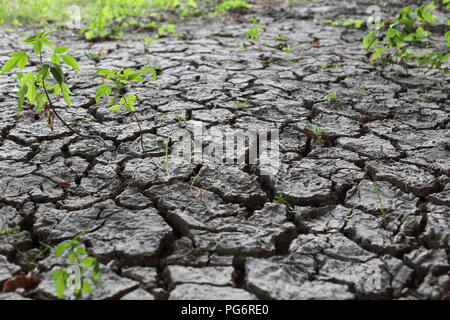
0,0,449,300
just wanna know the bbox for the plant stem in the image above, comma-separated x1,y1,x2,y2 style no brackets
123,94,147,153
39,52,107,146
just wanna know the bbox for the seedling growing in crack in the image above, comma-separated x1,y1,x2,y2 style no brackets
143,35,159,49
358,87,367,95
305,120,327,144
235,43,247,51
273,192,292,209
173,114,187,126
372,180,389,226
0,226,22,235
95,66,159,152
235,101,250,108
363,2,449,74
158,24,177,37
246,19,264,49
276,33,292,53
52,233,101,300
0,31,82,134
324,92,338,101
85,51,101,63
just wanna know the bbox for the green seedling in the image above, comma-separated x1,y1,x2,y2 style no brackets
325,18,363,28
372,180,388,225
95,66,159,152
158,24,176,37
0,226,22,235
273,193,292,209
85,51,101,63
144,35,159,49
173,114,186,125
246,22,264,49
321,63,341,69
235,43,247,50
363,2,449,73
52,233,101,300
324,92,338,101
0,31,89,137
358,87,367,95
306,120,327,144
235,101,250,108
213,0,252,15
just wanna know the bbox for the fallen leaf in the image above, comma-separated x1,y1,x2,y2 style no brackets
2,275,41,295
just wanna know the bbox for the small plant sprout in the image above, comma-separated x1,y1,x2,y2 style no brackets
213,0,252,15
95,66,159,152
235,43,247,51
372,180,388,225
158,24,176,37
363,2,449,73
0,31,81,133
235,101,250,108
324,18,363,29
276,33,291,52
246,20,264,49
305,120,328,144
85,51,101,63
0,226,21,235
52,233,101,300
173,114,187,125
273,192,292,209
358,87,367,95
324,92,338,101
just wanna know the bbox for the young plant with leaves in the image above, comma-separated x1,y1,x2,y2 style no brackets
273,192,292,210
0,31,107,144
0,32,81,130
246,18,264,49
52,234,101,300
305,120,328,145
95,66,159,152
363,1,449,73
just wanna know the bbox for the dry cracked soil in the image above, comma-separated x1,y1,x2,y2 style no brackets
0,0,449,300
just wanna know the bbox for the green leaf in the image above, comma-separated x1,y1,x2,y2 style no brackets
36,93,44,113
40,64,50,79
75,246,87,256
61,54,80,71
95,69,112,76
55,46,70,54
1,57,19,74
123,94,136,112
50,64,64,85
17,84,27,113
55,241,72,257
81,257,95,268
95,84,111,104
52,268,67,299
61,82,71,106
126,72,143,81
82,281,92,293
53,83,62,96
51,54,60,65
27,81,37,104
20,72,34,86
34,42,43,55
108,104,121,111
68,251,77,263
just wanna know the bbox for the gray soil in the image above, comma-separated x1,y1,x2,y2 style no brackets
0,0,449,300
